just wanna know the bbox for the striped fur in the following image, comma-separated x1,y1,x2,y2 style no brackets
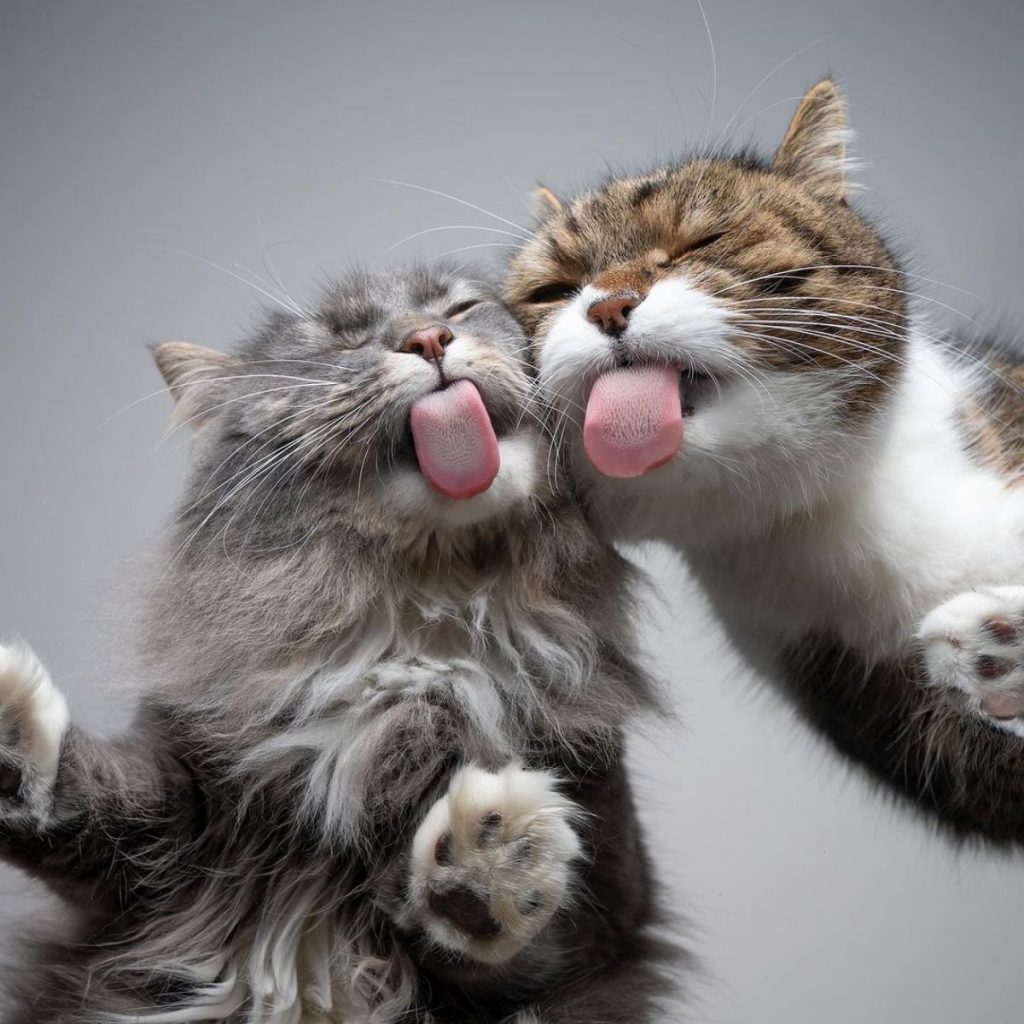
507,79,1024,845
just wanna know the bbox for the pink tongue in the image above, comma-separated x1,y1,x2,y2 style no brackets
583,366,683,478
410,380,501,500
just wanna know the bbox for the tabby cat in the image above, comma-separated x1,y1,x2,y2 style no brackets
507,79,1024,844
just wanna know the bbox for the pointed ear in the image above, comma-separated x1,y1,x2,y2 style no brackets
773,79,852,201
153,341,234,428
531,184,564,220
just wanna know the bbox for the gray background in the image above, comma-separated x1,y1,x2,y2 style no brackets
1,1,1022,1021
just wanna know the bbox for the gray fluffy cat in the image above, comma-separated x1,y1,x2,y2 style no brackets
0,265,674,1022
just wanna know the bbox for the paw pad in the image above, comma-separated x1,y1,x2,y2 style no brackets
976,655,1013,680
919,587,1024,738
477,810,503,847
983,619,1019,645
434,831,453,866
428,886,502,940
408,764,583,965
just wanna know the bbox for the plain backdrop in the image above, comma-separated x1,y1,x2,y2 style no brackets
2,1,1022,1021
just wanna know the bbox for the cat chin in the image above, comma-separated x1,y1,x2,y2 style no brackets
378,430,541,529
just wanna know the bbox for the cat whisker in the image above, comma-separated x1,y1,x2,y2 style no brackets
261,242,312,318
369,178,531,238
162,381,340,443
433,242,521,259
144,246,305,317
710,37,828,155
381,225,530,258
712,263,980,315
731,328,900,396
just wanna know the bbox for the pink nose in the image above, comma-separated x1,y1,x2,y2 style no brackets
402,325,453,361
587,293,639,337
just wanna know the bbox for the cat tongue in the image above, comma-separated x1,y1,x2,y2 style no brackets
583,366,683,478
410,380,500,500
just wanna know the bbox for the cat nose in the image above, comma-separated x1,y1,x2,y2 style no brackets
587,293,639,338
402,325,453,361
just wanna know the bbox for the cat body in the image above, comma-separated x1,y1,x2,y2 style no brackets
0,266,672,1022
507,80,1024,843
579,328,1024,665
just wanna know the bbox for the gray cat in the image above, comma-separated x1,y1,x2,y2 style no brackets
0,265,674,1022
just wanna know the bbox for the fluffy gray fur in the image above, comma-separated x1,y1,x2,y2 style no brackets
0,265,677,1023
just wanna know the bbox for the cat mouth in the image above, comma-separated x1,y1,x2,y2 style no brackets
680,367,719,414
399,379,521,500
613,354,716,408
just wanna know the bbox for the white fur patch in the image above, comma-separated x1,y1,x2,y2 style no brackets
0,641,69,814
540,275,734,410
539,287,1024,667
380,430,540,529
674,335,1024,668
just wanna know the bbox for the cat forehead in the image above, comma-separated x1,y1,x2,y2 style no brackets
516,157,854,280
318,266,487,322
549,161,770,247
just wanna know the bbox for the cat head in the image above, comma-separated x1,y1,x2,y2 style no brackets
506,80,908,530
155,263,544,556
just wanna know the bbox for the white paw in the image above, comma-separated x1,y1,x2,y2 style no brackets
408,764,583,965
918,587,1024,739
0,642,69,810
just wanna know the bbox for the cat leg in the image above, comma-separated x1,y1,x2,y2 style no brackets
498,948,673,1023
404,763,582,965
0,641,200,899
919,586,1024,739
0,641,69,822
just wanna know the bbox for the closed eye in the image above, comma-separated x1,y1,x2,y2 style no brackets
657,232,727,267
687,231,726,253
444,299,482,319
526,282,577,305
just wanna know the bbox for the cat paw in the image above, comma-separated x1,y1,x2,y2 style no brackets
918,587,1024,738
0,642,69,813
408,764,583,965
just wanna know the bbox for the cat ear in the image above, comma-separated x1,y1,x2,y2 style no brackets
773,79,852,201
153,341,235,428
531,185,564,219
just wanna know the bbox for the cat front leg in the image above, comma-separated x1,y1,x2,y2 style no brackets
0,641,200,898
919,586,1024,738
401,763,583,965
0,641,69,822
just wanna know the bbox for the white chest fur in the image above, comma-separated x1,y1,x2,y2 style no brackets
606,331,1024,665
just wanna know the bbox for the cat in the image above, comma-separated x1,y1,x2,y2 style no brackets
0,264,675,1022
505,78,1024,844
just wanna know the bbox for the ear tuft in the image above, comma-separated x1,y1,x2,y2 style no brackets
773,79,853,201
531,185,564,220
153,342,234,427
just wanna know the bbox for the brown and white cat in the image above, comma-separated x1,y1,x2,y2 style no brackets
506,79,1024,844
